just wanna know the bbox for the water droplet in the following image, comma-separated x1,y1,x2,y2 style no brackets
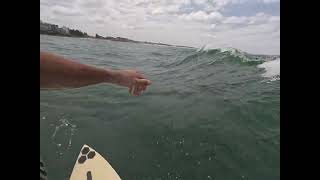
197,161,201,165
57,144,61,147
185,152,189,156
207,175,212,179
209,157,212,161
42,116,46,120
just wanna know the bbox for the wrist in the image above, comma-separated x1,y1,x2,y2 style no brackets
105,69,120,84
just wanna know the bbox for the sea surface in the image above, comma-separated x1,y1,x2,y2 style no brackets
40,34,280,180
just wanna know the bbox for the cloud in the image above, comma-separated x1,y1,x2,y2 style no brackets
151,5,180,15
193,0,209,5
269,15,280,22
78,0,106,9
151,8,165,15
51,5,82,16
223,16,248,24
179,11,278,27
210,24,217,29
179,11,223,22
262,0,280,3
40,0,280,54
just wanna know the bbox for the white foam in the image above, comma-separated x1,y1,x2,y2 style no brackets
198,45,237,53
220,47,242,53
258,58,280,80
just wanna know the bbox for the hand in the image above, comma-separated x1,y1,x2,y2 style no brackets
112,70,152,96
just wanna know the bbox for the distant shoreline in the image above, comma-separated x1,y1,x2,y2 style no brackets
40,20,193,49
40,33,194,49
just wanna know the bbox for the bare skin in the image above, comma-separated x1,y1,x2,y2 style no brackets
40,51,152,96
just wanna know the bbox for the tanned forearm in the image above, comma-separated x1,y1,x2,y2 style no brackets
40,51,116,88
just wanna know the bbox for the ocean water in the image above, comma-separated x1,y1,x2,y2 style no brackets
40,35,280,180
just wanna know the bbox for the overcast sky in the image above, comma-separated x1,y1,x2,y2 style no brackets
40,0,280,55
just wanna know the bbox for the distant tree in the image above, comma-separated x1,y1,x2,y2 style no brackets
69,29,88,37
95,34,104,38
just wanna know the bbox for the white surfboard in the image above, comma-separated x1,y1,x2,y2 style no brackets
70,144,121,180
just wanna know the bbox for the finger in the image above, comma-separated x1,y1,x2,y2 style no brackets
136,79,152,86
137,73,146,79
142,85,147,91
137,85,143,92
133,84,140,96
129,85,135,95
131,70,144,79
136,91,142,96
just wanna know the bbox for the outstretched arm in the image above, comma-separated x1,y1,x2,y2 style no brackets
40,51,151,95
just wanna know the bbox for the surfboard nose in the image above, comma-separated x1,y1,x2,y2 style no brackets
70,144,121,180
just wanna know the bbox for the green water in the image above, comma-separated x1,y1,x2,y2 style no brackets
40,35,280,180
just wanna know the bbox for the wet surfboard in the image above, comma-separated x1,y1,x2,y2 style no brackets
70,144,121,180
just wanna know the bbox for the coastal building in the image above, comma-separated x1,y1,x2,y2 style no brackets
61,26,70,34
40,20,51,31
40,20,69,35
51,24,59,31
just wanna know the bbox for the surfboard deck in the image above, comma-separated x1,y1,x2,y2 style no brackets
70,144,121,180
